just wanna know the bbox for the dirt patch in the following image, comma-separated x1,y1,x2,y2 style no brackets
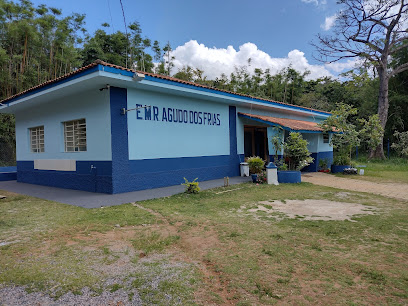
247,199,376,221
302,172,408,201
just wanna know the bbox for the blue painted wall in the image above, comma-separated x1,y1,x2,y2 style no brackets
15,90,112,161
109,88,239,193
303,151,333,172
127,88,230,159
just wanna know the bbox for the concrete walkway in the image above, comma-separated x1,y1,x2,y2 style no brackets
0,176,252,208
302,172,408,201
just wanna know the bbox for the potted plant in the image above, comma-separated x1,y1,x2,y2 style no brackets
246,156,265,183
318,103,360,174
277,132,313,183
318,158,330,173
331,154,351,173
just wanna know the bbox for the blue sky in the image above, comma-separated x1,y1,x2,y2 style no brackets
30,0,354,79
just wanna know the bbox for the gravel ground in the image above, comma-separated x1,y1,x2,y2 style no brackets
0,253,195,305
0,286,142,306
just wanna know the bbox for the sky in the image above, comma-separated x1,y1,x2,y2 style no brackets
29,0,359,79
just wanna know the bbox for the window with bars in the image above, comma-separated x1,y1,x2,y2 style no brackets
64,119,87,152
29,126,45,153
323,133,330,144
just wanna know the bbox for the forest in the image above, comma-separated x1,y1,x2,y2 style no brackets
0,0,407,164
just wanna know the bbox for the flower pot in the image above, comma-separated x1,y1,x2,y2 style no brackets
277,170,301,183
331,165,350,174
251,174,258,183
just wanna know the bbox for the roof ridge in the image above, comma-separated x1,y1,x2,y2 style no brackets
0,60,331,115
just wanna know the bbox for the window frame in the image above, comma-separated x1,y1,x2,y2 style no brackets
63,118,87,152
323,133,330,144
29,126,45,153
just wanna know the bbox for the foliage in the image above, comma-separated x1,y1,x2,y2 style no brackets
246,156,265,174
359,114,384,153
283,132,313,171
256,171,267,184
333,155,351,166
312,0,408,158
391,131,408,158
319,103,359,163
269,127,284,161
318,158,329,170
275,159,288,171
182,177,200,194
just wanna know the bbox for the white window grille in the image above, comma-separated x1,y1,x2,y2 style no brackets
29,126,45,153
64,119,87,152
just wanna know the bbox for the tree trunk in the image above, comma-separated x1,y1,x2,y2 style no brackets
370,67,389,159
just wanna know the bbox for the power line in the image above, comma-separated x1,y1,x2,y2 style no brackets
119,0,129,68
106,0,115,33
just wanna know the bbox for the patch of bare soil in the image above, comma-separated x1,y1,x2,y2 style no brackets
247,199,376,221
132,202,238,305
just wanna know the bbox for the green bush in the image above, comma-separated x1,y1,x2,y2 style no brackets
284,132,313,170
318,158,329,170
333,155,351,166
391,131,408,158
246,156,265,174
182,178,200,194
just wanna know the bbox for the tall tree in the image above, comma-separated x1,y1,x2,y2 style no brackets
313,0,408,158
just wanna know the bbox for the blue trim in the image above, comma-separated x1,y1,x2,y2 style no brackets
16,161,113,193
229,105,239,175
238,113,323,133
4,66,100,105
3,63,330,117
146,76,330,117
110,86,130,193
266,162,277,169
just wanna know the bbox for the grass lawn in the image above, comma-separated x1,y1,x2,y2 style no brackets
1,181,407,304
343,157,408,184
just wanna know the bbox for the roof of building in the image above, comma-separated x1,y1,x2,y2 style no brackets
238,112,328,132
0,60,331,116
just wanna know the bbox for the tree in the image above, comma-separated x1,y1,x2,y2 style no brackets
163,41,175,76
313,0,408,158
318,103,360,164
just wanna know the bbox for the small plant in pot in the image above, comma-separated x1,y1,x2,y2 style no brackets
331,154,351,173
246,156,265,183
278,132,313,183
318,158,330,173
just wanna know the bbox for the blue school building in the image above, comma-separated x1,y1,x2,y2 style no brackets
0,60,333,193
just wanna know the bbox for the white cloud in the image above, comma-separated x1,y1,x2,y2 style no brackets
325,58,361,73
169,40,353,81
321,14,338,30
301,0,327,6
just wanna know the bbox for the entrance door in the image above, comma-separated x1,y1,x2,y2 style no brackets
244,126,269,161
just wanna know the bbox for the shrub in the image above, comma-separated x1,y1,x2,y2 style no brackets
318,158,329,170
284,132,314,170
256,171,267,184
333,155,351,166
246,156,265,174
182,178,200,194
391,131,408,157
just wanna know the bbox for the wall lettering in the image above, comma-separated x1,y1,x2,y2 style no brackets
135,104,221,126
